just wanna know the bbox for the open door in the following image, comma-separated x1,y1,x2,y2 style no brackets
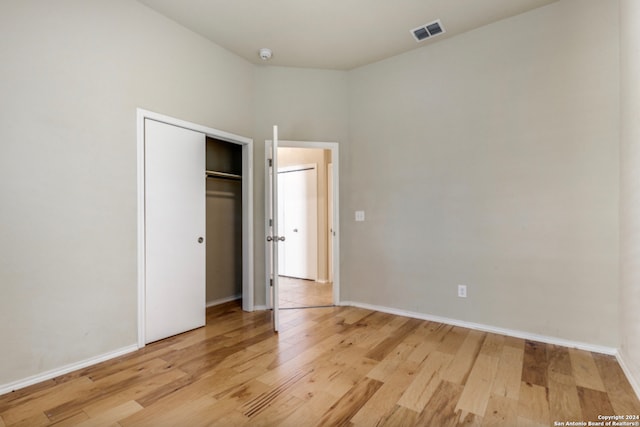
328,163,334,284
266,125,282,332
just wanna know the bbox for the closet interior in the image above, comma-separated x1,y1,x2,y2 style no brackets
205,137,243,306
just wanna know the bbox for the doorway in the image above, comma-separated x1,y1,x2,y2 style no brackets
277,164,318,280
277,149,330,309
137,109,254,348
265,140,340,317
205,137,243,308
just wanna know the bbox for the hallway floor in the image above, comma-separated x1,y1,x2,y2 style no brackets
278,276,333,308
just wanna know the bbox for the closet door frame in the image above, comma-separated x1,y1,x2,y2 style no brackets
137,109,254,348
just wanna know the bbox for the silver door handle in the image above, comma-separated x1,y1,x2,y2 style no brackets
266,236,286,242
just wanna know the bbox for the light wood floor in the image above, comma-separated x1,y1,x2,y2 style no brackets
278,276,333,308
1,301,638,426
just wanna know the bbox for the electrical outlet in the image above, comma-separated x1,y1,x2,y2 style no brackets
355,210,365,222
458,285,467,298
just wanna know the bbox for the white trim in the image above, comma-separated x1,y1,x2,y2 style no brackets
138,110,252,145
206,294,242,308
254,305,268,311
340,301,617,356
264,140,340,309
137,108,254,348
242,132,255,313
616,351,640,400
0,345,138,396
136,110,146,349
264,142,271,313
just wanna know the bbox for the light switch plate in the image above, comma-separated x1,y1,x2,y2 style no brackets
355,210,365,222
458,285,467,298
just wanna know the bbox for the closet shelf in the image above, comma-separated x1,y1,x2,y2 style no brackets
205,170,242,180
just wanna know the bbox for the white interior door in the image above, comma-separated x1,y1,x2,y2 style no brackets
328,163,334,283
277,166,318,280
266,126,281,332
145,119,206,343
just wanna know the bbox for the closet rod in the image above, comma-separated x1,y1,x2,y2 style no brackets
205,170,242,181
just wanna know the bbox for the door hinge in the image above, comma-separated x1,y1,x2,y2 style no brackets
268,159,273,167
270,278,273,287
269,218,273,227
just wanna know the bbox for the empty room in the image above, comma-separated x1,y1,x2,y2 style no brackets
1,0,639,426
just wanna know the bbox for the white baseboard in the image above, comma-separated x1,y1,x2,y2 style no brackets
254,305,268,311
339,301,617,356
616,350,640,401
0,344,138,397
206,294,242,308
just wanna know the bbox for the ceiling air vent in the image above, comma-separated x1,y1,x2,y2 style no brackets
411,20,445,42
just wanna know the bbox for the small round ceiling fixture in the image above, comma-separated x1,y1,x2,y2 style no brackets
259,48,273,61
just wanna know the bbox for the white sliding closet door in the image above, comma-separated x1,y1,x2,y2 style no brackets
277,166,318,280
145,119,206,343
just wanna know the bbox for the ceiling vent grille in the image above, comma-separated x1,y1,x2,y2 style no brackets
411,20,445,42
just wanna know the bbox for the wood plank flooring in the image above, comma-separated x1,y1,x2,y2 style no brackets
1,301,638,426
278,276,333,308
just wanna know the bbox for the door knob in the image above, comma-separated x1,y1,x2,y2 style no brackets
198,237,204,243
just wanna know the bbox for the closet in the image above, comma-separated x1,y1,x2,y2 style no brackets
142,114,252,345
205,137,243,306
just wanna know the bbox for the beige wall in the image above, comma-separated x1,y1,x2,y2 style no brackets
620,0,640,392
0,0,254,385
278,147,331,282
253,66,349,305
345,0,620,347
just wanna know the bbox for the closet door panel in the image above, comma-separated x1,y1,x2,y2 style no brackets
145,119,206,344
277,167,318,280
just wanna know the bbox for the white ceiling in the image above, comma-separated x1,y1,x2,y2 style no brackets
138,0,559,70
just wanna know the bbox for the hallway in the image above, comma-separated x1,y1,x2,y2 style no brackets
278,276,333,308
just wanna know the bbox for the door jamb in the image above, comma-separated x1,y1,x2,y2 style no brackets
137,109,254,348
264,139,340,309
